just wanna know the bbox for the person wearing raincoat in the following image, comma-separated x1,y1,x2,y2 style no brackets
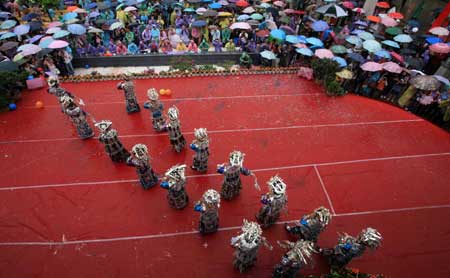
199,39,210,53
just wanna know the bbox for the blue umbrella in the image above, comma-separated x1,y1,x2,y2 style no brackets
209,2,222,9
381,40,400,48
270,29,286,41
306,37,324,47
312,20,329,32
358,31,375,41
0,32,17,40
89,11,100,18
345,35,362,46
393,34,412,43
192,20,207,27
354,20,368,27
286,35,300,44
333,56,347,68
297,35,307,43
1,20,17,30
296,47,313,56
375,49,391,59
13,24,30,36
39,38,54,48
68,24,86,35
22,13,39,21
53,30,70,39
407,19,420,28
237,14,250,21
347,53,365,63
260,3,271,8
86,2,98,9
63,12,78,21
425,36,442,45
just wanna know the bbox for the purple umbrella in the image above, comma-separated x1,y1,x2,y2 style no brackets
312,20,329,32
27,34,43,44
47,40,69,49
280,25,295,35
89,11,100,18
13,24,30,36
20,44,42,56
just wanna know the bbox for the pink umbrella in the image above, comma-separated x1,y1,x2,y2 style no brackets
342,1,354,9
294,43,307,48
273,1,286,7
430,42,450,54
46,27,61,34
361,61,383,72
382,62,402,73
381,16,397,27
352,7,364,13
230,22,251,30
48,21,63,28
314,49,334,59
47,40,69,49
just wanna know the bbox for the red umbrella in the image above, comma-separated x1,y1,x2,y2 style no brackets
430,43,450,54
256,29,270,38
388,12,404,19
283,9,304,15
367,15,381,23
390,51,404,63
376,2,390,9
236,0,249,7
342,1,354,9
352,7,364,13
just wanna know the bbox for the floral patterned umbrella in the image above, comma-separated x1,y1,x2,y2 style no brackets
410,75,440,91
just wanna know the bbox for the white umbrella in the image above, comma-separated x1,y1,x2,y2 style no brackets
315,3,348,17
124,6,137,12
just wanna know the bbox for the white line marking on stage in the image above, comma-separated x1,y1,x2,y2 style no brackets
314,166,336,215
1,151,449,191
0,205,449,246
0,119,424,144
23,93,323,109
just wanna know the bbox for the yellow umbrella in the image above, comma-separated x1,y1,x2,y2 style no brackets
336,69,353,79
218,12,233,17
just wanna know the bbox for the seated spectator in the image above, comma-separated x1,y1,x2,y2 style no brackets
149,40,159,53
139,41,148,53
160,39,172,54
97,44,106,56
187,40,198,53
127,42,139,54
213,39,223,53
87,44,97,56
199,39,210,53
151,25,160,45
108,42,117,55
176,42,187,52
116,41,128,55
225,40,235,51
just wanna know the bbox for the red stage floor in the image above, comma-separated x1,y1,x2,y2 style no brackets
0,74,449,277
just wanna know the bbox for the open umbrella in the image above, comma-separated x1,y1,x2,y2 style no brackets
209,2,222,9
110,22,124,30
46,27,61,34
0,32,17,40
352,7,364,13
375,49,391,59
314,49,334,59
20,44,42,56
68,24,86,35
361,61,382,72
53,30,70,39
342,1,354,9
218,0,229,6
336,69,353,79
260,50,277,60
39,37,54,48
124,6,137,12
22,13,39,21
358,31,374,41
296,47,313,56
385,27,402,36
381,16,397,27
381,40,400,48
27,34,43,44
388,12,404,19
433,75,450,86
333,56,347,67
363,40,382,53
315,3,348,17
192,20,207,27
280,25,295,35
48,21,63,28
347,52,365,63
251,13,263,20
237,14,250,21
1,20,17,30
394,34,412,43
260,3,271,8
330,45,347,54
256,29,270,38
390,51,404,63
306,37,324,47
429,27,449,37
354,20,368,27
312,20,329,32
382,61,402,73
88,27,104,33
410,75,440,91
345,35,362,46
97,2,111,10
242,6,255,13
13,24,30,36
270,29,286,41
202,10,218,17
0,41,18,51
273,1,286,8
218,12,233,17
74,8,87,13
230,22,251,30
367,15,381,23
236,0,250,7
63,12,78,21
376,2,390,9
430,43,450,54
86,2,97,9
196,7,207,15
425,36,443,45
286,35,300,44
47,40,69,49
0,60,18,72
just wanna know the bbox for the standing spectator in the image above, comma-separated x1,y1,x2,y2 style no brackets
142,25,152,43
62,49,74,75
151,25,160,45
116,41,128,55
212,39,222,52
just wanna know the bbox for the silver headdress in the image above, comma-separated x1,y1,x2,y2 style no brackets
47,76,59,87
167,106,179,121
267,175,287,195
202,189,220,206
164,164,187,181
147,88,159,100
60,95,74,107
357,227,382,249
194,128,208,141
312,206,332,226
131,144,149,159
279,240,316,265
229,150,245,167
94,120,113,132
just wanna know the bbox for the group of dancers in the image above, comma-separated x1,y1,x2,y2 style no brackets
47,75,382,277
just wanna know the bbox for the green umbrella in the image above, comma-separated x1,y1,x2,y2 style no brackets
250,13,263,20
330,45,347,54
385,27,402,36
